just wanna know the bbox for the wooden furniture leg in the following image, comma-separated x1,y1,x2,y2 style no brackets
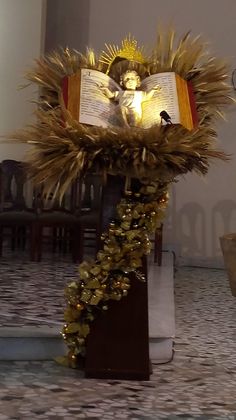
154,223,163,266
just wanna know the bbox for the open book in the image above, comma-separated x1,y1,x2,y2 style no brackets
62,69,198,130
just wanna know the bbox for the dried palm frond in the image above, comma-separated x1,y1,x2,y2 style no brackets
8,28,233,199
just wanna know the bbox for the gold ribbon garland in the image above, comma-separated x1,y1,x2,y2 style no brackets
58,180,168,367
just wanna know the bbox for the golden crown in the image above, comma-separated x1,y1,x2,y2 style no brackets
99,35,148,73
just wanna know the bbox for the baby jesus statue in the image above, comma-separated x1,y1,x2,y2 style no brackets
100,70,161,127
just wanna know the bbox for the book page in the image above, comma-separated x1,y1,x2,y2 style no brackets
140,72,180,128
79,69,122,127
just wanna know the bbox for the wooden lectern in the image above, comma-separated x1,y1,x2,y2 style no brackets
85,176,150,380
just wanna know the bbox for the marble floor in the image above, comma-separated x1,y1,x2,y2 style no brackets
0,251,236,419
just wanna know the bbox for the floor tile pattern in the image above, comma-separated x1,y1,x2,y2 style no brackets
0,253,77,327
0,255,236,419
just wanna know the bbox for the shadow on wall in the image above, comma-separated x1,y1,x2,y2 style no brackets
212,199,236,257
176,200,236,260
176,202,206,257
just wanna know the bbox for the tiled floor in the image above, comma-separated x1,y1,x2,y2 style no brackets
0,252,236,419
0,253,77,327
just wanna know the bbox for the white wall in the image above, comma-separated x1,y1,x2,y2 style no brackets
0,0,46,160
87,0,236,267
45,0,90,53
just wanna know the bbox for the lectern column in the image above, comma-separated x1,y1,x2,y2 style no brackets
85,175,150,380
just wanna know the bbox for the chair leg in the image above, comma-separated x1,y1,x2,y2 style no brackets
21,226,27,250
32,224,42,262
11,227,16,251
16,226,26,250
37,225,43,261
30,225,35,261
52,227,58,252
71,227,77,262
95,226,101,255
0,226,3,257
62,228,69,254
154,224,163,266
71,225,81,263
78,226,84,263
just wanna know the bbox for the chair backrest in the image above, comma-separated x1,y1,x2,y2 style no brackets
33,180,76,214
32,173,103,215
73,173,103,213
0,160,28,211
83,173,102,211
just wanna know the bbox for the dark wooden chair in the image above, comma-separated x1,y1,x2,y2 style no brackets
30,173,103,262
32,185,79,262
0,159,37,259
74,173,103,263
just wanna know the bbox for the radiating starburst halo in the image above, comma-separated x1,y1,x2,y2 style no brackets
99,35,149,74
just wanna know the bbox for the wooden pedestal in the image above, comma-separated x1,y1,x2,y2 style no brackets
84,176,150,380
